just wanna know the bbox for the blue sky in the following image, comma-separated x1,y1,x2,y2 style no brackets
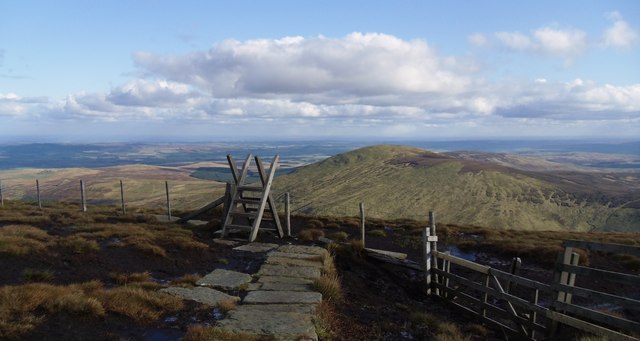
1,1,639,142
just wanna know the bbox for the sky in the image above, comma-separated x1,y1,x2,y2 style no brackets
0,1,639,142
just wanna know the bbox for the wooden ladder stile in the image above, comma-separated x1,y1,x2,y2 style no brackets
221,154,283,242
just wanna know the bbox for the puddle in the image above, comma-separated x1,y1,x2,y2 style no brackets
143,328,182,341
446,245,477,262
212,306,225,320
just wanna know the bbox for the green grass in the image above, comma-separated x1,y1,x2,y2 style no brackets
274,145,640,232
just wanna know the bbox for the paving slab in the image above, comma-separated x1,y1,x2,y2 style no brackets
258,276,313,285
196,269,252,290
160,287,239,306
230,303,317,314
233,242,279,253
267,251,324,260
265,256,324,269
245,283,263,291
213,238,240,247
258,264,321,279
260,282,314,292
276,245,328,258
243,290,322,304
216,308,317,341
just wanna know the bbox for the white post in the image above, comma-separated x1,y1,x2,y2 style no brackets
285,192,291,237
359,202,365,247
423,227,431,294
80,180,87,212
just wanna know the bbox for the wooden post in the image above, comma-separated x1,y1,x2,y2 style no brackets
285,192,291,237
359,202,365,247
506,257,522,294
423,227,431,294
429,211,438,295
530,289,540,339
443,251,451,298
0,179,4,207
36,179,41,209
120,180,126,214
482,274,490,318
80,180,87,212
165,181,171,220
222,183,233,225
565,252,579,304
556,247,575,304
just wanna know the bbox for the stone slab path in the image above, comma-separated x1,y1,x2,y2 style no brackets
158,243,329,340
216,244,329,341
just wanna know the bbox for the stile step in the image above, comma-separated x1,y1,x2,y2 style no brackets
238,185,264,192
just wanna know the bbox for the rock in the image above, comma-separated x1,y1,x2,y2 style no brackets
233,242,279,253
243,290,322,304
213,238,240,247
276,245,328,258
260,282,314,292
159,287,239,306
196,269,252,290
216,307,317,341
265,256,324,269
258,276,313,285
229,303,317,314
258,264,321,279
267,251,324,260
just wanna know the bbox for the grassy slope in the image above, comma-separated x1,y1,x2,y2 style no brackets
274,145,640,231
0,165,226,210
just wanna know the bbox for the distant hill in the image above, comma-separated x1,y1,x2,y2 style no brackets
273,145,640,232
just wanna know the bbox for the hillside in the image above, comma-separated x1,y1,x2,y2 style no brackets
273,145,640,231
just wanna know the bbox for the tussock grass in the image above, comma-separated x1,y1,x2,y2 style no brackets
0,225,51,255
183,325,271,341
367,229,387,237
110,271,152,285
217,299,237,313
325,222,341,229
307,219,325,229
327,231,348,242
170,273,202,286
58,235,100,253
313,301,339,341
298,228,325,241
313,274,342,302
100,286,183,322
22,269,55,282
435,321,470,341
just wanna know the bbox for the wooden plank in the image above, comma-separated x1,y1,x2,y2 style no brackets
490,274,529,335
423,227,431,293
563,240,640,257
254,155,284,238
553,301,640,333
365,248,407,260
249,155,279,242
551,283,640,310
285,192,291,237
490,268,552,292
238,185,263,191
221,154,252,237
545,310,638,341
165,181,171,220
433,251,490,274
435,269,549,316
360,202,365,247
559,263,640,287
80,180,87,212
177,195,226,223
365,249,423,271
119,180,126,214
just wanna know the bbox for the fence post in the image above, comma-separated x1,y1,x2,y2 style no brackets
564,252,579,304
0,179,4,207
80,180,87,212
506,257,522,294
429,211,438,295
285,192,291,237
120,180,126,214
359,202,365,247
165,181,171,220
423,227,431,294
549,246,578,336
36,179,41,209
222,183,233,225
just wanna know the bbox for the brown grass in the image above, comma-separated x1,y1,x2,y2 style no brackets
21,269,55,282
0,225,51,255
100,287,183,322
183,324,271,341
313,301,340,341
367,229,387,237
298,228,325,241
217,299,237,313
58,235,100,253
170,273,202,286
110,271,152,285
328,231,348,242
313,274,342,302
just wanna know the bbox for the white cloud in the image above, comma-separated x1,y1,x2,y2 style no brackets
468,33,489,47
495,26,587,59
133,32,475,99
106,79,203,107
495,32,534,50
603,12,639,48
